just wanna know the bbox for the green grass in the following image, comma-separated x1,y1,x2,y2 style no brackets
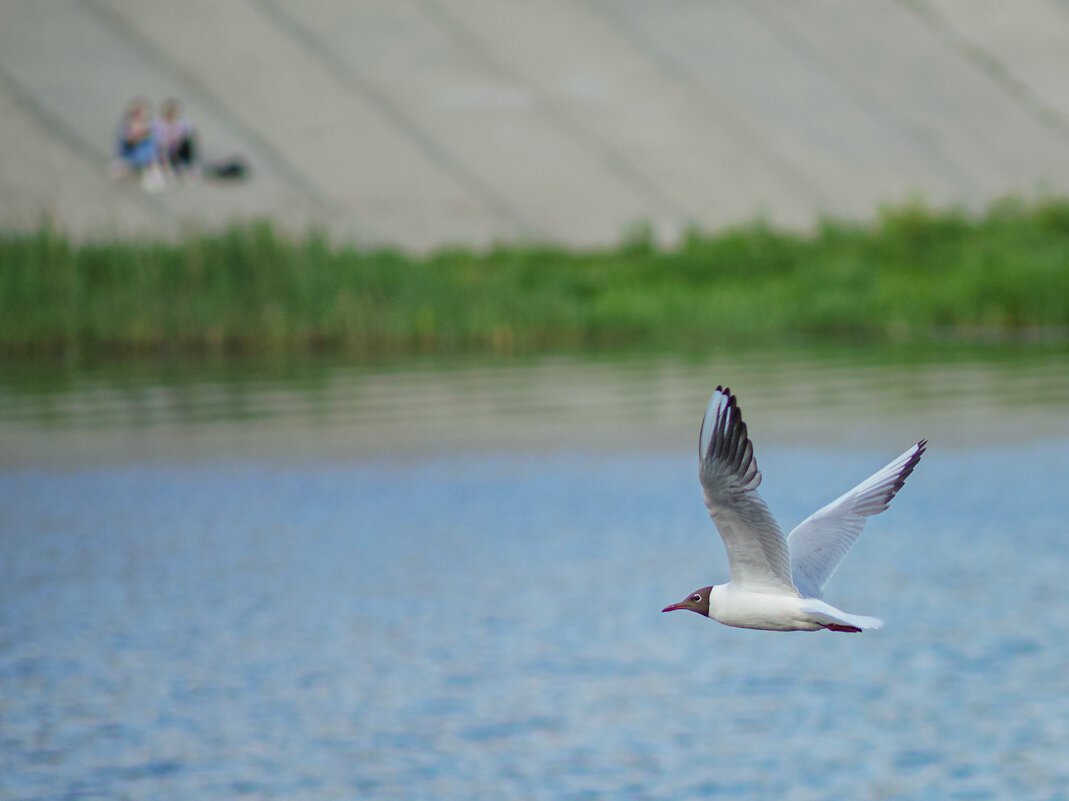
3,196,1069,358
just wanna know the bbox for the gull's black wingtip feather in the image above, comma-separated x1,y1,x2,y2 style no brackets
884,439,927,504
700,384,760,490
907,438,926,472
906,439,926,473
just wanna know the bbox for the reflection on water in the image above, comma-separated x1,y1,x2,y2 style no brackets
2,344,1069,465
1,346,1069,800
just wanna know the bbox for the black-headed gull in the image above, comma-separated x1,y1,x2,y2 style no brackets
662,386,925,632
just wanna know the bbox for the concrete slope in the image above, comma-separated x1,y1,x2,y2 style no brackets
2,0,1069,249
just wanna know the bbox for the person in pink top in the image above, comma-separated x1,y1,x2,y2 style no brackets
154,98,198,179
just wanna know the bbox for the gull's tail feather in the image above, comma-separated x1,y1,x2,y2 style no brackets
802,599,884,633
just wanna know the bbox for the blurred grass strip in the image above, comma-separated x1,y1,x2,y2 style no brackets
2,196,1068,358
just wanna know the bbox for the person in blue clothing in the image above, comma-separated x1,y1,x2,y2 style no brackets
113,97,165,191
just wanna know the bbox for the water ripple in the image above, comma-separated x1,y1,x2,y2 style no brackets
2,353,1069,799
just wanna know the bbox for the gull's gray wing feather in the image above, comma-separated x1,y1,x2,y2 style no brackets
787,441,926,598
699,387,797,594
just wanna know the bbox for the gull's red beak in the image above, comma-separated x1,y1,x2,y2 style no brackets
661,602,685,613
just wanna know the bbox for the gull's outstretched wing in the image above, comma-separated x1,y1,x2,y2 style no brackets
787,441,926,598
699,387,797,594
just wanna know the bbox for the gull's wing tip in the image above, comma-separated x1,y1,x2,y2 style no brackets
897,439,927,485
700,385,737,459
867,439,926,512
699,384,759,490
711,385,734,403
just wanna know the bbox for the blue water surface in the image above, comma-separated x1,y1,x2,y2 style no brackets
2,435,1069,800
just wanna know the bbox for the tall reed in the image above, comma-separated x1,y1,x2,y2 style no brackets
3,197,1068,358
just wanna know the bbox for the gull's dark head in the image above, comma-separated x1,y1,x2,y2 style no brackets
662,587,712,617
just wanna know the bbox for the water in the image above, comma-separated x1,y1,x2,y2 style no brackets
2,349,1069,800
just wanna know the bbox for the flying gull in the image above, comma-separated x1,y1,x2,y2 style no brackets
662,386,925,632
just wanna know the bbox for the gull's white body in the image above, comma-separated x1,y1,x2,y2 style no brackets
707,584,880,632
666,386,925,633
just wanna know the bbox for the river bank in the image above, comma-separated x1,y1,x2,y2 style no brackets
3,197,1068,359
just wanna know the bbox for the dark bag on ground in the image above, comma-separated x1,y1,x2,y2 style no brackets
206,157,249,180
